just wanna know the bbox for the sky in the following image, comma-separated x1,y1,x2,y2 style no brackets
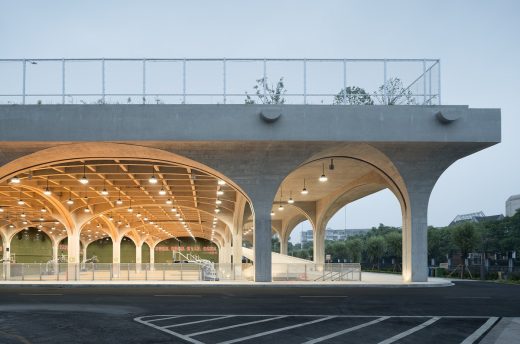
1,0,519,243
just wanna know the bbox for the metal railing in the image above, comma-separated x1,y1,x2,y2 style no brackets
0,262,361,282
0,58,440,105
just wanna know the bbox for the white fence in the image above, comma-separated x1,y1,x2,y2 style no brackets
0,58,440,105
0,262,361,282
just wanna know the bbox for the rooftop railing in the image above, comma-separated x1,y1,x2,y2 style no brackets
0,58,440,105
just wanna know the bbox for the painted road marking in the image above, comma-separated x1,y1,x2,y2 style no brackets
153,294,202,297
186,315,288,337
302,316,389,344
377,317,440,344
135,314,498,344
217,316,336,344
444,296,492,299
461,317,500,344
300,295,349,298
19,293,63,296
163,315,234,329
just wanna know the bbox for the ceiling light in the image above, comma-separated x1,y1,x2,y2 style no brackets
159,187,166,196
301,178,309,195
171,207,176,212
10,176,21,184
166,199,172,205
0,207,3,212
17,199,25,205
101,188,109,196
21,212,26,218
214,208,220,213
149,167,158,184
136,212,142,217
79,164,89,184
217,188,224,196
215,198,222,205
278,204,284,211
84,208,90,213
44,188,52,196
288,191,294,204
175,213,180,217
217,180,226,185
319,163,328,182
127,207,133,213
270,211,275,216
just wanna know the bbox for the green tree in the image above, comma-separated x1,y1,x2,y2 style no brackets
374,77,416,105
245,77,286,104
345,238,363,262
333,86,374,105
365,236,386,270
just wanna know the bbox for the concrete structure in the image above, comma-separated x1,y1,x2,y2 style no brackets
0,103,500,283
506,194,520,217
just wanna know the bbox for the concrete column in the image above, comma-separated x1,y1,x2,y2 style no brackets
112,237,121,277
280,232,289,255
313,226,326,264
253,199,273,282
149,243,155,270
67,232,80,280
2,240,10,280
232,233,243,278
135,242,142,271
81,243,87,264
402,189,430,282
52,240,59,275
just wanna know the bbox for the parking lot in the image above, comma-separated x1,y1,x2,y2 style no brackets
0,281,518,343
135,314,498,344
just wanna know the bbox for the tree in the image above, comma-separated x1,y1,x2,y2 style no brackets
271,235,280,253
345,238,363,263
365,236,386,270
452,222,480,259
373,77,416,105
333,86,374,105
245,77,286,104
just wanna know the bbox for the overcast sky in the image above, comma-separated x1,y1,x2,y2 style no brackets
1,1,518,242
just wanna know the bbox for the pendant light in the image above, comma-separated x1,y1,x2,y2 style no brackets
159,187,166,196
10,176,21,184
319,163,328,182
301,178,308,195
116,190,123,205
288,191,294,204
67,190,74,205
79,163,89,184
101,179,109,196
149,166,158,184
44,177,52,196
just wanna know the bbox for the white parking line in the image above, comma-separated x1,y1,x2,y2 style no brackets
147,315,181,323
163,315,234,329
187,315,287,337
377,317,440,344
461,317,499,344
135,316,204,344
300,296,349,298
19,293,63,296
217,316,336,344
302,316,389,344
154,294,202,297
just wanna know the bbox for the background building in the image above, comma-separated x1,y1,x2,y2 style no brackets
301,228,370,243
449,211,504,226
506,194,520,217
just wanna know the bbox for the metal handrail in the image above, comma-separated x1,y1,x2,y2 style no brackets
0,58,441,106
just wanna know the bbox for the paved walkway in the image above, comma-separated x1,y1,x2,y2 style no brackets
0,272,453,288
481,317,520,344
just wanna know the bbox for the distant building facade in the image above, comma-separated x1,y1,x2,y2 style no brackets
301,228,370,243
449,211,504,226
506,194,520,217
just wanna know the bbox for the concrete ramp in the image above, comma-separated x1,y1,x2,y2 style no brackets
241,247,312,264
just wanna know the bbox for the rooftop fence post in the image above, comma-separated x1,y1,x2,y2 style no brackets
303,59,307,105
101,58,106,104
438,60,441,105
423,59,427,105
223,58,226,104
343,59,347,105
62,58,66,104
142,58,146,104
182,58,186,104
383,59,387,105
22,59,26,105
263,59,267,101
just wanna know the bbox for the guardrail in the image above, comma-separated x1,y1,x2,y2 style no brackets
0,262,361,282
0,58,440,105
